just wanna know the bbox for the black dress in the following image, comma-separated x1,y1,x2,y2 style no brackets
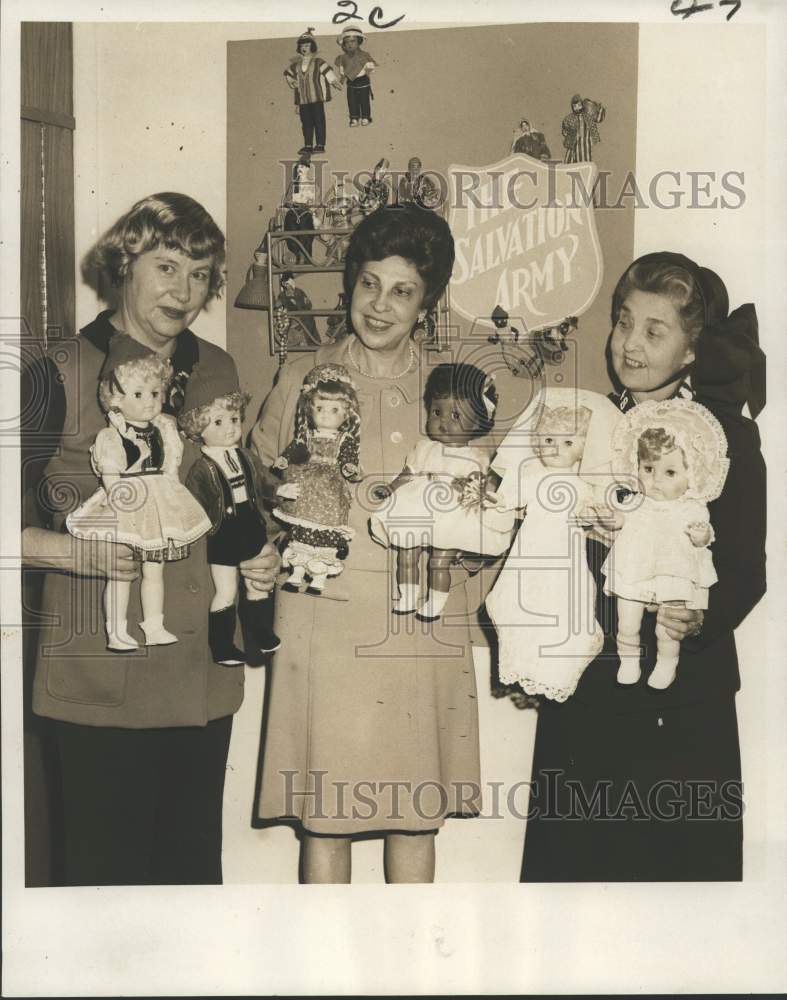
520,388,766,882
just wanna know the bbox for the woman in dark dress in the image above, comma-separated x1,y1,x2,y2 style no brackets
521,251,766,882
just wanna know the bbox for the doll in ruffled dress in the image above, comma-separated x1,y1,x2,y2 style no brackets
485,388,623,701
370,363,515,621
66,335,211,652
273,363,361,593
603,398,729,689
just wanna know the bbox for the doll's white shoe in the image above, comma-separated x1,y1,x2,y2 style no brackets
393,584,419,615
349,118,359,126
616,660,642,685
285,566,306,588
140,615,178,646
106,622,139,653
360,118,370,126
647,657,679,690
415,590,449,622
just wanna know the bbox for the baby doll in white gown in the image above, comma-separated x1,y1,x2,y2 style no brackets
486,388,623,701
602,398,729,689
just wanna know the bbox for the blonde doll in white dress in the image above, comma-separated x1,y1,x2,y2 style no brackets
67,335,211,651
486,388,623,701
603,398,729,689
370,362,515,620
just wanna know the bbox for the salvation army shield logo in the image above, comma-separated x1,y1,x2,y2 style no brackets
448,155,603,330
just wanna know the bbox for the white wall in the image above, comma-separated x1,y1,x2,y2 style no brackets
635,23,769,877
72,20,770,884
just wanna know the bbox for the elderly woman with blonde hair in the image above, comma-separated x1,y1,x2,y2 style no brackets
21,192,280,886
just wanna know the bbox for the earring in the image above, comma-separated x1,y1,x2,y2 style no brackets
412,310,430,345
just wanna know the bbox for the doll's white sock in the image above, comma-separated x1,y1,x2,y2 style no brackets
615,634,642,685
418,589,449,620
395,583,419,613
648,656,679,690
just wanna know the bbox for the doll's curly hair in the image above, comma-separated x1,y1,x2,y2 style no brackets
424,362,498,438
97,355,173,413
538,404,592,438
637,426,685,465
292,372,361,468
178,391,251,444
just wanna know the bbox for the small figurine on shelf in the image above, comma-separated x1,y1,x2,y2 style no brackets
396,156,441,210
290,153,316,205
283,155,318,265
324,291,349,343
510,119,552,160
359,158,390,214
334,25,377,127
561,93,606,163
66,335,212,652
321,191,356,265
273,363,361,593
284,28,342,154
179,365,292,665
486,388,623,701
487,305,578,377
278,272,320,347
370,363,515,621
602,399,729,690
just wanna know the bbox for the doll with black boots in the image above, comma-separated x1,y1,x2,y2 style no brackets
180,365,293,664
66,335,212,652
284,28,342,154
370,363,515,621
334,25,377,127
272,363,361,592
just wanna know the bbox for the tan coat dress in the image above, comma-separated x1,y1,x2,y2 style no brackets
251,339,482,834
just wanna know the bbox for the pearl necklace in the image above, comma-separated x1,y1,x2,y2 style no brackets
347,336,416,381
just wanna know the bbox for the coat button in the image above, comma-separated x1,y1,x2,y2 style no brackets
390,431,403,444
187,584,199,594
389,394,400,407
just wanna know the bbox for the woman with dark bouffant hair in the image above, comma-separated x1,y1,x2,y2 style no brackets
21,192,280,886
247,205,485,883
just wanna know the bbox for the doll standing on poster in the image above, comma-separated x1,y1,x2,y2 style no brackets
180,365,293,665
284,28,342,154
602,399,729,689
66,335,211,651
273,363,362,593
561,94,606,163
334,25,377,127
